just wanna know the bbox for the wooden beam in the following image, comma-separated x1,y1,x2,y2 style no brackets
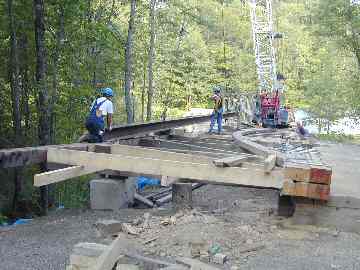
0,143,89,168
213,155,249,167
34,165,99,187
46,148,284,189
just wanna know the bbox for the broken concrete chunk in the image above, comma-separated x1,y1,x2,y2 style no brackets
94,219,123,237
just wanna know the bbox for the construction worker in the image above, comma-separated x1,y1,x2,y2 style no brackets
85,87,114,143
296,121,309,138
208,86,223,134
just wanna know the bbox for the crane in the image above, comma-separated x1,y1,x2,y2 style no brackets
248,0,287,128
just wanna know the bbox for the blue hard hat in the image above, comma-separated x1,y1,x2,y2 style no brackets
102,87,114,97
213,86,221,93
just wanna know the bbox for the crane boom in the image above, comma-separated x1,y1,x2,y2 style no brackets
249,0,277,92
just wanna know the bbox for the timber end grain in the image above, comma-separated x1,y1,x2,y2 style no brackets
285,164,332,185
282,181,330,201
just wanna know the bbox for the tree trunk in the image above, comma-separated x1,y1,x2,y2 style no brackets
142,63,146,122
124,0,136,124
34,0,50,146
7,0,22,145
7,0,23,213
146,0,156,121
34,0,50,215
50,4,65,144
19,35,31,137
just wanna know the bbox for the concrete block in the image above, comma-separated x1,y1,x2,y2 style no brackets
90,178,135,210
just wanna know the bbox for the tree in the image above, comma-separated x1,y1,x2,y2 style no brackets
146,0,156,121
34,0,50,146
124,0,136,123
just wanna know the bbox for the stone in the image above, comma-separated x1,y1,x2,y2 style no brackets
116,264,140,270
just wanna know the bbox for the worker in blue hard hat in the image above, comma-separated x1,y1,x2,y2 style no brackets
85,87,114,142
208,86,224,134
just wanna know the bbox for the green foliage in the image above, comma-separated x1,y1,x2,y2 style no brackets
0,213,7,225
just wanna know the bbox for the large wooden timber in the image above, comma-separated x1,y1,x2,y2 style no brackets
0,143,89,168
43,148,284,189
34,144,220,186
34,166,98,187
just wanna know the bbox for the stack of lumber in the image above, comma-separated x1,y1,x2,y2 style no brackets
281,163,332,200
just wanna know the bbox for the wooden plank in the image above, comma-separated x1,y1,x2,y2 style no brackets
156,139,241,155
264,154,277,173
46,148,284,189
34,166,99,187
213,155,249,167
282,180,330,201
152,147,233,158
110,144,212,165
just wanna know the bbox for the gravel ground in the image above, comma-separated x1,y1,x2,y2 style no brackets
1,183,360,270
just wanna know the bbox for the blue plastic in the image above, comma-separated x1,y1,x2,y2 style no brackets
13,218,32,225
136,176,160,190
